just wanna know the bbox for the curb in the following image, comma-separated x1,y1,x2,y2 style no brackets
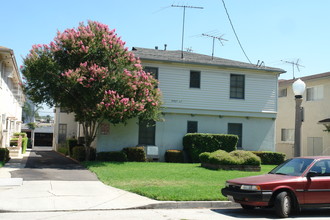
135,201,240,209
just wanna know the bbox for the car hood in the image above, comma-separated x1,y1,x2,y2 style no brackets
227,174,299,185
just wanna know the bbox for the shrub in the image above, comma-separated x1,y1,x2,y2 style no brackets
183,133,238,162
58,146,69,155
13,132,27,138
229,150,261,166
97,151,127,162
199,150,261,166
165,150,184,163
0,148,10,163
72,146,86,161
251,151,286,165
123,147,146,162
67,139,78,156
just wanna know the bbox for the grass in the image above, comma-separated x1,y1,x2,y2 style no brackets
83,161,276,201
0,161,3,168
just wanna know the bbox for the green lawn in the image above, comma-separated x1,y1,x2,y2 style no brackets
83,161,276,201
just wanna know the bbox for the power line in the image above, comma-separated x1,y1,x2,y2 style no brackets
221,0,252,64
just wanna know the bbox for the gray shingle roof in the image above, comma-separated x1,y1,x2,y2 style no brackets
279,71,330,86
132,47,285,73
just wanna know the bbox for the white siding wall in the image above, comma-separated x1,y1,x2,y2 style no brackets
151,63,278,114
96,113,275,161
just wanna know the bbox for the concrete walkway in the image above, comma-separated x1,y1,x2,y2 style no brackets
0,148,236,212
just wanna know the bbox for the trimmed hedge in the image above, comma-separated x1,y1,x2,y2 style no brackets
97,151,127,162
67,139,78,156
199,150,261,166
165,150,184,163
71,146,96,161
123,147,147,162
13,132,27,138
0,148,10,163
183,133,238,162
251,151,286,165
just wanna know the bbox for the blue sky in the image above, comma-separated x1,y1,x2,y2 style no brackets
2,0,329,114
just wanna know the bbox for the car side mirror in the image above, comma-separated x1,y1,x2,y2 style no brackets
307,171,317,179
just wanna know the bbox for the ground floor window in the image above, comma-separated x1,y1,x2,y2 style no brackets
281,128,294,142
228,123,242,149
138,120,156,145
187,121,198,133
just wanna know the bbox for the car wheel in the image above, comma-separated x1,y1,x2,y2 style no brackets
275,191,291,218
241,204,255,210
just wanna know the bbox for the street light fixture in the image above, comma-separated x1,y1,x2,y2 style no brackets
292,79,306,157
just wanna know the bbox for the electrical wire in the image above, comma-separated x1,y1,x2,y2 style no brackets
221,0,252,64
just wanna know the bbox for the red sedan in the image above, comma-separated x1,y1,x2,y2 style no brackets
221,156,330,218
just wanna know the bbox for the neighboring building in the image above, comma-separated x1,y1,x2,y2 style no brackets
0,46,25,148
276,72,330,158
53,47,285,160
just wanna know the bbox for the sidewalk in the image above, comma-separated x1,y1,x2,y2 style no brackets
0,148,237,212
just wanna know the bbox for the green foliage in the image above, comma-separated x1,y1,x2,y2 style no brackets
58,146,69,156
97,151,127,162
66,139,78,156
13,132,27,138
72,146,86,161
183,133,238,162
21,21,162,161
251,151,286,165
123,147,146,162
0,148,10,164
21,137,28,154
165,150,184,163
27,122,37,130
199,150,261,166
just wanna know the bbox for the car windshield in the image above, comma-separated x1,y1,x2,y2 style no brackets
269,158,314,176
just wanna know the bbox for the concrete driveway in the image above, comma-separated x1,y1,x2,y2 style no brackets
0,148,160,212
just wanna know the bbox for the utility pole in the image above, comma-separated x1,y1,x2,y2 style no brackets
202,33,227,59
171,5,203,59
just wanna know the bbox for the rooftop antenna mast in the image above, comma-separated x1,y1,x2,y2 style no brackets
281,59,305,79
202,33,228,59
171,5,203,59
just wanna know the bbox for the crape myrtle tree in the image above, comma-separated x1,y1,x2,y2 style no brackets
21,21,162,160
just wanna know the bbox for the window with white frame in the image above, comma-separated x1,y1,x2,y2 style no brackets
306,85,323,101
281,128,294,142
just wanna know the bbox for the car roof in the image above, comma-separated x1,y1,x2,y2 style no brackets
293,156,330,160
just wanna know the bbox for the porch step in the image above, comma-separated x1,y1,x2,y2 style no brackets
7,147,22,158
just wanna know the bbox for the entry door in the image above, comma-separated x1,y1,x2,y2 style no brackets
307,137,323,156
303,160,330,204
228,123,242,149
58,124,67,144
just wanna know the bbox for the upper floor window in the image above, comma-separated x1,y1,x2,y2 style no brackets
190,71,201,88
279,88,287,98
144,66,158,80
306,85,323,101
230,74,245,99
187,121,198,133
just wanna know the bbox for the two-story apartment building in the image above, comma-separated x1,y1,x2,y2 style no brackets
276,72,330,158
0,46,25,148
53,47,285,160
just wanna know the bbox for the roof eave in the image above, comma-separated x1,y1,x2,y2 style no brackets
140,57,286,74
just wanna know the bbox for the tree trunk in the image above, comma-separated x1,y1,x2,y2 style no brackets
81,120,101,161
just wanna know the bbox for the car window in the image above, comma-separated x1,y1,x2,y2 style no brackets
309,160,330,176
269,158,314,176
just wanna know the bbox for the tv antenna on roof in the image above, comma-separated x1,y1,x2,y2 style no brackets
281,59,305,79
202,33,228,59
171,5,203,59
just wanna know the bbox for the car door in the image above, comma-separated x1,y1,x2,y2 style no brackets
303,160,330,204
